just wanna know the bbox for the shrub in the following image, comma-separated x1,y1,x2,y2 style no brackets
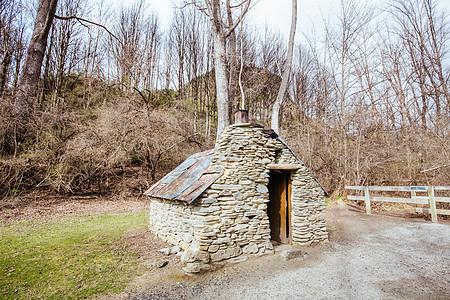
58,95,205,194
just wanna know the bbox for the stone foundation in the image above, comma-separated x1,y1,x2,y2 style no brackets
148,123,328,272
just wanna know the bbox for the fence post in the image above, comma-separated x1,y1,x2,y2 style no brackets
364,186,371,215
411,190,417,207
427,186,437,223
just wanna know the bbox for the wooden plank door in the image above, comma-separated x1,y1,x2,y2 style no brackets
268,171,291,244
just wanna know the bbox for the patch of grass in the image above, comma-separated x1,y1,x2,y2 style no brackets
0,212,148,299
325,193,346,206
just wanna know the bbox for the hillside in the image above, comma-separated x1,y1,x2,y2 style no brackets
1,69,448,202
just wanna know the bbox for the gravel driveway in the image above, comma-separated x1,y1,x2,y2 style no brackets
134,202,450,300
198,222,449,299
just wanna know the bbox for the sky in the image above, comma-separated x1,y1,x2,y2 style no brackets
107,0,342,41
245,0,337,36
106,0,450,43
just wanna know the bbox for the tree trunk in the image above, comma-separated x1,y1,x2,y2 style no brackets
213,30,230,138
14,0,58,120
0,49,12,96
211,0,230,138
226,0,237,118
271,0,297,134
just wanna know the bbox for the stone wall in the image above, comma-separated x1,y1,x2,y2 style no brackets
273,147,329,246
148,198,196,250
148,123,328,272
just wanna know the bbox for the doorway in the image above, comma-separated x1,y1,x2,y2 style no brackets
267,170,292,244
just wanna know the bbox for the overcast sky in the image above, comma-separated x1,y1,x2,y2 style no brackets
106,0,449,43
107,0,344,41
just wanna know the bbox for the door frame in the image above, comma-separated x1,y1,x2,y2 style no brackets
267,170,292,244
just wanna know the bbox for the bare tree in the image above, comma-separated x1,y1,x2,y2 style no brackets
11,24,26,90
80,0,111,107
226,0,238,117
110,0,145,87
49,0,85,105
291,45,315,121
271,0,297,134
14,0,58,122
380,33,414,131
0,0,20,96
169,7,188,99
391,0,449,133
189,0,252,138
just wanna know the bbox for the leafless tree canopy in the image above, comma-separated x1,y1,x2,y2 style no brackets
0,0,448,198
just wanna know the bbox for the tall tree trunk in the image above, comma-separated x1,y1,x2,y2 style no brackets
197,0,251,138
226,0,237,118
14,0,58,121
271,0,297,134
213,29,230,138
211,0,230,138
0,49,12,96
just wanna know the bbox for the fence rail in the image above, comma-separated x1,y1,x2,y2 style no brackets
344,186,450,223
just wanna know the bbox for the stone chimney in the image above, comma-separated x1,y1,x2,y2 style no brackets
234,110,249,124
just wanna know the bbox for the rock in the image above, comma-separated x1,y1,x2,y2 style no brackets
181,233,192,243
239,179,253,185
244,211,258,217
212,236,231,244
208,244,220,253
262,158,271,164
243,243,258,254
183,262,211,273
211,184,242,190
258,204,267,210
181,247,210,263
280,249,308,261
234,191,244,199
202,198,217,204
156,260,169,268
227,255,248,264
170,246,181,254
158,248,171,256
256,184,268,193
212,246,242,261
231,246,243,256
199,206,220,213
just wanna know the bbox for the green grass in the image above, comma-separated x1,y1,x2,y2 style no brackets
325,193,347,206
0,212,148,299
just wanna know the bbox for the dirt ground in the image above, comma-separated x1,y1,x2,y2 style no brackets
128,200,450,300
1,196,449,299
192,201,450,300
0,192,151,224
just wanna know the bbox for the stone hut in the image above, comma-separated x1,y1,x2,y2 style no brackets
145,120,328,272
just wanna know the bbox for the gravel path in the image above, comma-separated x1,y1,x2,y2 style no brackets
130,202,450,299
198,222,450,299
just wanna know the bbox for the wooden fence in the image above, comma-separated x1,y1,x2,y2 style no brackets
344,186,450,223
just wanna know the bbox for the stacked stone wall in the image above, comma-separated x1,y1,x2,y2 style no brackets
274,147,328,245
148,123,328,272
148,198,196,250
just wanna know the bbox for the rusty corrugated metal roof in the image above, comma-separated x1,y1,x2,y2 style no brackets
144,149,222,203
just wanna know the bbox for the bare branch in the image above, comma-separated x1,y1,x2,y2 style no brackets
224,0,252,38
54,14,122,44
420,164,450,173
180,1,209,16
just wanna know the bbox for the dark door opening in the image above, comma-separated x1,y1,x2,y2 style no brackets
267,170,292,244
